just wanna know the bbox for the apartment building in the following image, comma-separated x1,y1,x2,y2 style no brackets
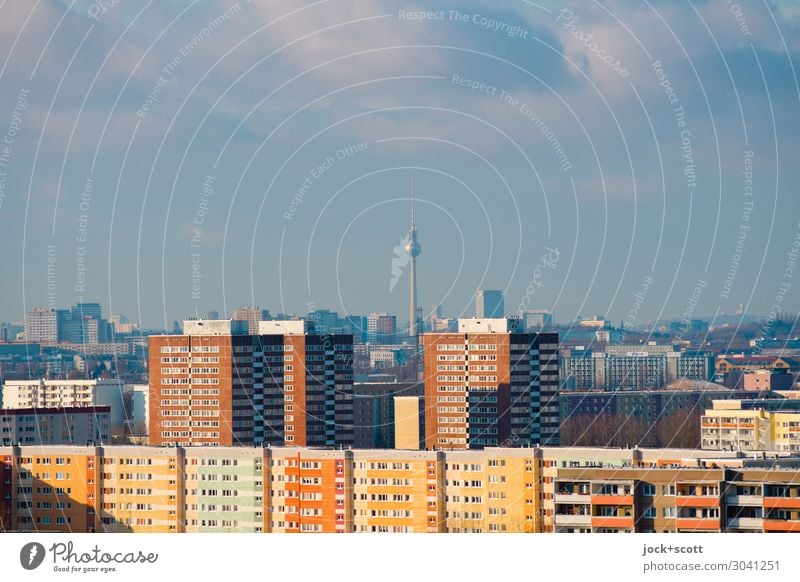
724,469,800,532
0,406,110,446
97,446,181,532
4,447,99,532
2,379,126,431
352,449,444,533
148,319,354,448
184,447,266,533
715,354,800,388
423,318,559,449
553,467,726,533
560,345,714,391
443,448,539,533
701,399,800,452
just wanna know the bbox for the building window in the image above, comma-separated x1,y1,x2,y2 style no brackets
642,484,656,496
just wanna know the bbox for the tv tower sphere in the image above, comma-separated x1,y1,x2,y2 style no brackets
405,237,421,257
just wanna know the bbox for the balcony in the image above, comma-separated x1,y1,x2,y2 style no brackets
763,519,800,532
727,517,763,530
555,513,592,528
554,493,590,504
763,497,800,509
592,495,634,506
676,496,719,508
725,495,762,507
676,518,720,531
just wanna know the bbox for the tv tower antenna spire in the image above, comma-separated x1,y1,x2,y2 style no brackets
405,176,421,339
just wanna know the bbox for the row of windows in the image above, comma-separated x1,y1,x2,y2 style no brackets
160,378,220,385
160,389,221,396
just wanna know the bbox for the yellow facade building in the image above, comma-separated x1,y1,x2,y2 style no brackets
3,445,800,534
701,400,800,452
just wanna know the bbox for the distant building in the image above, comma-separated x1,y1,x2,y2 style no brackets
1,379,126,432
560,344,713,390
577,315,611,329
110,314,138,334
424,306,442,332
232,306,270,335
183,318,248,335
59,316,113,344
429,317,457,333
0,343,40,358
522,309,553,330
559,387,778,432
594,329,623,344
352,382,423,448
73,303,102,320
369,348,401,369
0,406,111,445
475,289,504,319
715,354,800,388
343,315,368,343
51,342,129,356
73,354,86,372
24,308,58,343
701,398,800,452
753,338,800,352
742,369,795,391
5,444,800,533
307,309,340,333
423,318,559,449
367,313,397,344
670,319,709,336
0,322,24,342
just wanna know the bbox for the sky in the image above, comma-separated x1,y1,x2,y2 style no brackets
0,0,798,330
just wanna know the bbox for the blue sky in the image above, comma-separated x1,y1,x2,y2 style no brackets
0,0,798,329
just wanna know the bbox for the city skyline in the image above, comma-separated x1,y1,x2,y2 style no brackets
8,297,799,336
0,2,798,330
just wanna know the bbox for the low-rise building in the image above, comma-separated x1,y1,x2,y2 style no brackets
743,369,795,391
702,399,800,452
715,354,800,388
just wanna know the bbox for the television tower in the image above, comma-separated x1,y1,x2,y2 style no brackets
406,177,422,340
